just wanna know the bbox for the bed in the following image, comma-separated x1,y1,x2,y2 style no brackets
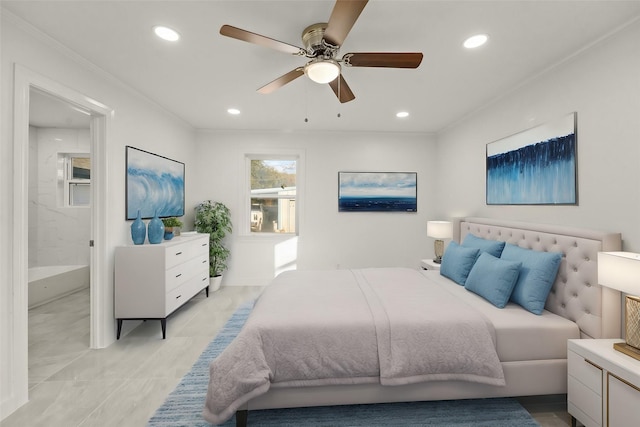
203,217,622,426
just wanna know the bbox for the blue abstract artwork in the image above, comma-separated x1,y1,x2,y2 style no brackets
486,113,577,205
126,146,185,219
338,172,417,212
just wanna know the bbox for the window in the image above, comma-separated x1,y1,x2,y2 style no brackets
248,157,297,234
60,153,90,207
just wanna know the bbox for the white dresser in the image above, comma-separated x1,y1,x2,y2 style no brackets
115,234,210,339
568,339,640,427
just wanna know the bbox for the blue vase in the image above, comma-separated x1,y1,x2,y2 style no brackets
130,210,146,245
164,229,174,240
148,211,165,244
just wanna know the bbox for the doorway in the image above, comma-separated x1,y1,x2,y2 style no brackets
27,88,93,387
9,64,112,415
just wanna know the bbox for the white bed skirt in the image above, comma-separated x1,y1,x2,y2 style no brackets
246,359,567,410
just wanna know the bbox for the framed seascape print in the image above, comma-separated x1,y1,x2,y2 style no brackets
486,112,577,205
338,172,417,212
126,146,185,220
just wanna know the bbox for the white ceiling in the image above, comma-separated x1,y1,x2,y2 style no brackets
5,0,640,133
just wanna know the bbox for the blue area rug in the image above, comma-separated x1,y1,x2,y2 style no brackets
148,301,540,427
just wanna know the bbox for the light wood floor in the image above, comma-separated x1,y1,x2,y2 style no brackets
1,286,573,426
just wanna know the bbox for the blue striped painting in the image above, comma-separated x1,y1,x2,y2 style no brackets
486,113,577,205
126,146,185,219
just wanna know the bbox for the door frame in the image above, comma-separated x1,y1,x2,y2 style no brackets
10,64,112,412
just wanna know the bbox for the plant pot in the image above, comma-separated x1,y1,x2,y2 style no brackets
164,227,174,240
209,275,223,292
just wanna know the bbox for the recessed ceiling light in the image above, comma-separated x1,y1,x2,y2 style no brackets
463,34,488,49
396,111,409,118
153,26,180,42
227,108,241,115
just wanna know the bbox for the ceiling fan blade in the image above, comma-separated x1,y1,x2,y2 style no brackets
220,25,304,55
323,0,368,46
257,68,305,94
343,52,424,68
328,74,355,103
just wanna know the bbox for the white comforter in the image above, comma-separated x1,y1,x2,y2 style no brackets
203,268,505,424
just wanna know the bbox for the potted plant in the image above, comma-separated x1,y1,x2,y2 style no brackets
194,201,232,292
161,216,183,240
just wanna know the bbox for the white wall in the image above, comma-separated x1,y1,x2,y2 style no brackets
436,20,640,251
28,126,91,267
193,131,437,285
1,14,197,419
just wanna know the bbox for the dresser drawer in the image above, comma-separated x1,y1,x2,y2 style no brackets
165,254,209,292
608,373,640,427
166,273,209,315
568,349,602,395
568,376,602,427
193,237,209,256
165,242,192,269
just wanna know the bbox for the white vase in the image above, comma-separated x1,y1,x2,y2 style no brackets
209,275,222,292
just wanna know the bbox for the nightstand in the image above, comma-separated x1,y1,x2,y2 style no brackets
568,339,640,427
420,259,441,271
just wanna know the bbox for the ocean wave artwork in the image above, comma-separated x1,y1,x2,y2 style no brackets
486,113,577,205
126,146,185,219
339,172,417,212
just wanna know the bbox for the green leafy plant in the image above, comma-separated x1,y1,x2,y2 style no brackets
161,217,183,228
194,201,232,277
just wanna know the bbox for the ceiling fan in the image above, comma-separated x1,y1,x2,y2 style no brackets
220,0,423,103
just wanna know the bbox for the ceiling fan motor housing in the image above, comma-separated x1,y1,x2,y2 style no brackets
302,23,337,58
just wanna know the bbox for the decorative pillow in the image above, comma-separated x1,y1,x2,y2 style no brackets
500,244,563,315
464,252,521,308
440,241,481,286
462,233,506,258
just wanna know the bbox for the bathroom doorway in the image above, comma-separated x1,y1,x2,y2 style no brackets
10,65,112,414
27,88,92,387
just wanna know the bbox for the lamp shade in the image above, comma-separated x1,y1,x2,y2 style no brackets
598,251,640,295
427,221,453,239
304,59,340,84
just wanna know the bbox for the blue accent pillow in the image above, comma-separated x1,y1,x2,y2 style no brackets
462,233,506,258
440,241,481,285
500,244,563,315
464,252,521,308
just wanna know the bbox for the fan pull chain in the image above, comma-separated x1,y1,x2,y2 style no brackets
304,78,309,123
337,76,341,118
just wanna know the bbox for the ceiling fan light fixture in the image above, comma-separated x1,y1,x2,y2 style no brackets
305,59,341,84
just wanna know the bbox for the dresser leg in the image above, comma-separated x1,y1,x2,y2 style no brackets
160,318,167,339
570,415,577,427
116,319,123,339
206,285,209,298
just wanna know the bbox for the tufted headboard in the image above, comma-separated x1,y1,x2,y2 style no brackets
457,217,622,339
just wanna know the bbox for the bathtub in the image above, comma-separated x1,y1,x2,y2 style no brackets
28,265,90,309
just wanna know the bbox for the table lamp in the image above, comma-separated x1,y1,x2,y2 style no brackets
598,251,640,361
427,221,453,264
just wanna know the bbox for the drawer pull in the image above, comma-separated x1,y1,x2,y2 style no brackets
175,251,183,256
175,273,182,278
202,260,207,264
202,277,207,281
585,358,602,370
175,294,182,300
